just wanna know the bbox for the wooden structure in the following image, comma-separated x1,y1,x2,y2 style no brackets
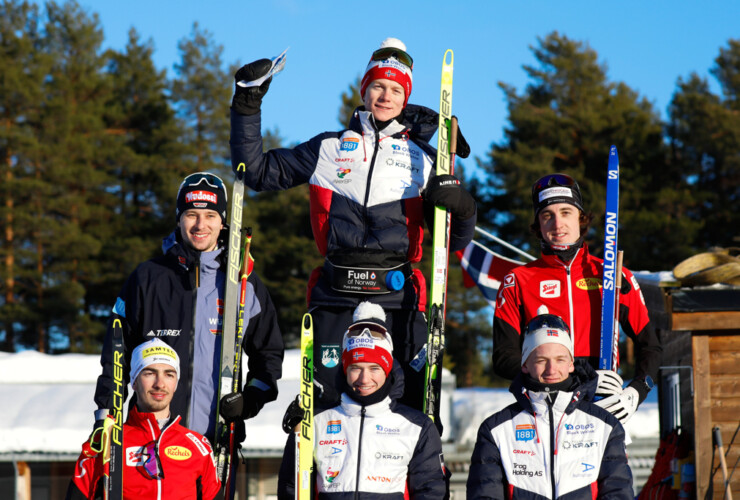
640,279,740,499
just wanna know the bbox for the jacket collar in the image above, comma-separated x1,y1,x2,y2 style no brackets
127,405,181,438
349,104,438,144
339,392,391,417
539,243,592,270
161,230,227,274
510,360,599,416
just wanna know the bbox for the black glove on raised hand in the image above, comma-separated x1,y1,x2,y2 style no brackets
219,386,267,422
232,59,273,115
424,174,477,219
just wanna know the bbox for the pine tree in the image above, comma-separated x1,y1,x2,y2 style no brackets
0,0,49,351
667,39,740,249
171,22,231,175
338,76,362,128
477,32,695,271
74,28,189,353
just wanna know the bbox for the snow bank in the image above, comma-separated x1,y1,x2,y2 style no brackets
0,350,659,456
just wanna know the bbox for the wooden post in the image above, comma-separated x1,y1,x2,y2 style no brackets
14,461,31,500
692,335,712,499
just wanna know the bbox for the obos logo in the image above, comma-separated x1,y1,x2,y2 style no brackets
340,138,359,151
564,423,595,434
345,337,374,350
515,424,536,442
390,144,420,158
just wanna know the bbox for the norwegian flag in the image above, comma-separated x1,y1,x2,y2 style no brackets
455,240,524,308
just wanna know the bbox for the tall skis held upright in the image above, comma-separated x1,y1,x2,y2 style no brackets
296,314,314,500
598,145,621,371
107,319,124,500
423,49,456,427
215,163,247,496
223,228,252,500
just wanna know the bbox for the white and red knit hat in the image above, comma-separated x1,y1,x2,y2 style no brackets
520,306,574,366
359,38,413,108
130,338,180,386
341,302,394,376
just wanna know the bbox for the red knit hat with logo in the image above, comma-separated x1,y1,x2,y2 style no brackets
360,38,413,108
341,302,394,376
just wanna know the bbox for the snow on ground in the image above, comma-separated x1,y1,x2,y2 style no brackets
0,350,659,456
0,350,101,383
632,270,677,285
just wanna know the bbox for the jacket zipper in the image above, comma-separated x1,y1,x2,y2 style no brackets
149,416,175,500
361,121,381,247
548,398,557,499
562,250,579,348
354,406,367,499
185,257,199,429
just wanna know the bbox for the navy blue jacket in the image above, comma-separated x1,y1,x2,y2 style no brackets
94,232,283,442
467,363,633,499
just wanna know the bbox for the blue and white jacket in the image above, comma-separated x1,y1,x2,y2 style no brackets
466,363,632,499
230,104,475,310
278,369,448,499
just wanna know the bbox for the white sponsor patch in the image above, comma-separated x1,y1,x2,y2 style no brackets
125,446,145,466
187,432,209,456
503,273,516,288
539,280,561,298
538,186,572,202
345,337,376,350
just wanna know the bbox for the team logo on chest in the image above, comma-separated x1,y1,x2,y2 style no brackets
391,144,420,159
340,138,359,151
539,280,561,298
515,424,536,442
327,420,342,434
321,344,340,368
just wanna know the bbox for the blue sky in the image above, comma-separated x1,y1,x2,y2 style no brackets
83,0,738,172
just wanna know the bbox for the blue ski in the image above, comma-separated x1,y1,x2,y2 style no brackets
598,145,620,370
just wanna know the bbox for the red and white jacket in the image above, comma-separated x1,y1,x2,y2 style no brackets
492,245,660,402
67,407,220,500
